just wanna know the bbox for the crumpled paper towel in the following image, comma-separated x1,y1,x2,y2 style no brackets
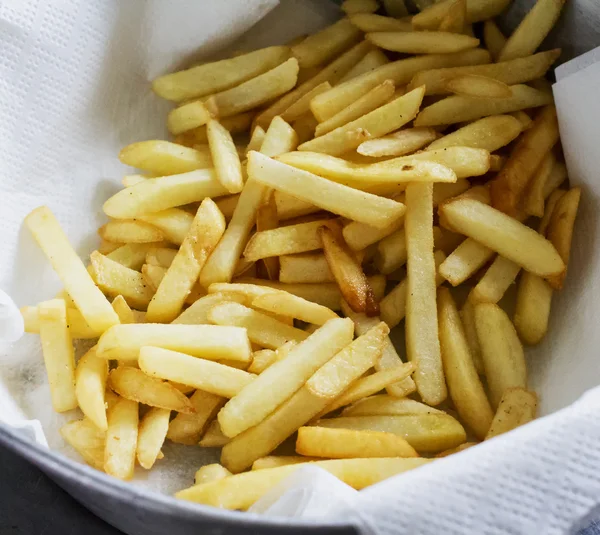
2,0,600,533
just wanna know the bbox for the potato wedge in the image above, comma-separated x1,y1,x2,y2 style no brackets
167,390,225,445
137,407,170,470
75,347,108,431
104,397,138,480
485,387,537,439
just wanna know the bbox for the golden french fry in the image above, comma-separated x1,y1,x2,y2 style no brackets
524,153,555,218
199,420,230,447
75,347,108,430
438,239,493,286
99,220,164,244
469,255,521,304
357,127,438,158
483,20,507,61
246,126,266,156
259,116,299,158
498,0,566,62
183,112,255,144
474,303,527,408
434,226,464,255
349,13,412,32
104,397,138,480
445,75,512,99
342,0,379,13
60,419,106,470
367,31,479,54
206,120,244,193
137,407,170,470
252,456,318,470
438,288,493,439
195,464,232,485
383,0,409,16
514,272,553,346
438,0,466,33
433,179,470,206
341,395,442,417
251,292,338,326
110,296,134,326
171,293,244,326
339,49,390,84
134,210,194,246
296,426,418,458
486,387,537,439
436,442,478,457
119,140,212,174
145,247,177,268
343,218,405,253
167,390,224,445
247,349,277,375
167,100,212,135
412,0,510,27
22,305,99,339
279,252,334,283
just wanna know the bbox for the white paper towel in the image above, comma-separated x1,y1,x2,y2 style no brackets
2,0,600,533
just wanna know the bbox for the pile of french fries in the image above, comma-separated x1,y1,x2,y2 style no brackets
19,0,580,512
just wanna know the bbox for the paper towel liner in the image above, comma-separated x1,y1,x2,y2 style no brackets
2,0,600,532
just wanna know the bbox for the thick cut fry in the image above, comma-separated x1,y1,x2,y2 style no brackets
428,115,521,153
315,414,466,453
177,458,430,508
217,318,354,438
446,75,512,99
109,366,194,413
167,390,224,445
25,208,119,332
139,347,255,398
136,210,194,246
248,152,406,229
438,288,493,439
103,169,227,219
486,387,537,439
343,217,405,252
38,299,77,413
152,46,291,101
251,292,338,326
474,303,527,408
341,395,442,417
279,253,334,283
291,18,362,69
297,426,418,459
469,256,520,304
60,419,106,470
491,106,560,215
410,51,560,96
99,220,164,244
75,347,108,430
339,49,390,84
204,58,299,118
137,407,170,470
104,398,138,480
167,100,211,135
349,13,412,32
357,128,438,158
314,80,396,137
195,464,232,485
438,239,493,286
22,305,99,339
412,0,510,26
342,0,379,13
415,85,553,127
208,302,308,349
514,272,554,346
439,199,565,277
367,32,479,55
207,120,244,193
546,187,581,289
119,141,212,175
310,49,490,122
498,0,566,62
404,183,446,405
145,199,225,323
97,323,251,362
483,20,507,61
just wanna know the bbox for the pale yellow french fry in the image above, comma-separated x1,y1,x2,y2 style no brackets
134,210,193,246
247,349,277,375
460,300,485,375
99,220,164,244
251,292,338,326
375,228,407,275
433,179,470,205
248,152,406,229
145,247,177,268
438,239,493,286
446,75,512,99
110,296,134,326
280,82,331,123
182,112,254,144
167,390,225,445
357,127,438,158
486,387,537,439
341,395,443,417
104,397,138,480
136,407,170,470
297,426,418,458
206,120,244,193
338,49,390,84
98,240,123,254
152,45,291,102
438,0,466,33
291,18,362,69
119,140,212,174
367,31,479,54
279,253,334,283
314,413,466,453
310,49,490,122
342,0,379,14
199,420,230,447
415,85,553,127
252,456,319,470
171,293,243,326
176,458,430,508
167,100,212,135
217,318,354,438
195,464,232,485
483,20,507,61
75,347,108,430
314,80,396,137
514,272,553,346
259,116,299,158
405,183,446,406
438,288,493,439
349,13,412,32
498,0,566,62
412,0,510,27
141,263,166,293
524,153,555,218
25,208,119,332
410,50,560,96
97,323,251,362
246,126,266,156
474,303,527,408
60,419,106,471
21,305,99,339
469,256,521,304
343,217,404,252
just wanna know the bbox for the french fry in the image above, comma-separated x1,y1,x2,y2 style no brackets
310,49,490,122
546,187,582,289
436,442,478,457
183,112,255,144
341,0,379,14
207,120,244,193
176,458,430,508
38,299,77,413
104,243,158,271
375,228,407,275
524,154,555,218
248,152,406,228
137,407,170,470
98,240,124,254
60,419,106,470
246,126,266,156
251,292,338,326
259,116,299,158
139,347,255,398
247,349,277,375
349,13,412,33
172,293,245,326
498,0,566,62
99,220,164,244
291,18,362,69
22,305,99,339
338,49,390,85
404,183,446,406
415,84,553,126
296,426,418,458
119,140,212,174
217,318,354,438
460,300,485,375
145,247,177,268
367,31,479,55
111,296,134,325
75,347,108,430
438,0,466,33
383,0,409,17
439,198,565,277
486,387,537,439
141,264,166,293
514,272,554,346
438,239,493,286
469,256,521,304
412,0,510,26
410,50,560,96
195,464,232,485
483,20,507,61
341,395,443,417
167,390,225,445
167,100,212,135
343,217,405,252
314,413,466,453
252,456,318,470
134,210,193,246
104,397,139,480
314,80,396,137
199,420,230,447
434,226,464,255
256,193,280,281
357,127,438,158
97,323,252,362
438,288,493,439
109,366,194,413
490,105,560,216
445,75,512,99
25,208,119,332
433,179,470,205
152,45,291,102
474,303,527,408
279,253,334,283
280,82,331,123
